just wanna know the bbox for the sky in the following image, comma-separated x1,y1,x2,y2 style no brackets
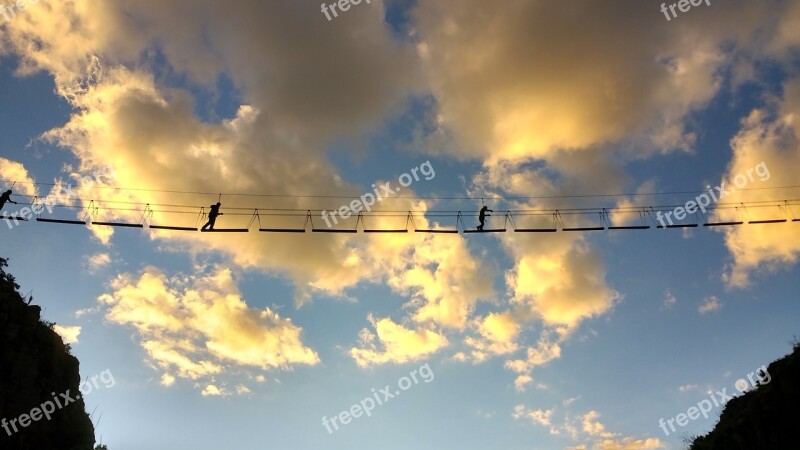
0,1,799,449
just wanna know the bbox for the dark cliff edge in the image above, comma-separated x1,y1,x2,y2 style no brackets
689,342,800,449
0,257,96,450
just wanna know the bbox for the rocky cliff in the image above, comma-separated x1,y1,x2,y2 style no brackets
0,257,96,450
689,342,800,449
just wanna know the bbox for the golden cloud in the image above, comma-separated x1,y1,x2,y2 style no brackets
52,324,82,345
350,315,449,367
464,312,521,363
716,78,800,287
517,404,666,449
0,157,37,197
99,265,319,392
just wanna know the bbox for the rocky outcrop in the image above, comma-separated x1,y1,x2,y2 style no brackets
689,343,800,449
0,257,96,450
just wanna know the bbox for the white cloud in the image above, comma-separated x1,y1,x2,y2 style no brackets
0,158,38,198
53,324,81,345
160,373,176,387
581,411,612,437
201,384,224,397
350,315,449,367
698,296,722,314
716,79,800,288
515,405,666,449
85,252,112,273
513,374,534,392
505,330,563,392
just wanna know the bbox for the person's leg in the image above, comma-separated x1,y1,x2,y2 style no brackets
209,216,217,230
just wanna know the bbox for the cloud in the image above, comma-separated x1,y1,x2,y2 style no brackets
98,265,319,392
0,40,490,366
160,373,176,387
505,331,563,392
0,157,38,198
53,324,81,345
513,404,553,427
511,402,667,450
513,374,534,392
407,0,797,362
716,78,800,288
0,21,492,338
513,404,565,437
201,384,223,397
464,312,521,363
0,0,489,320
85,252,112,273
409,0,795,164
380,228,496,329
581,411,611,437
506,242,620,328
698,296,722,314
516,404,666,449
410,0,759,162
349,315,449,367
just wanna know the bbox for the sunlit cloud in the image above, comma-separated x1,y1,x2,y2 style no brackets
516,405,666,450
716,79,800,288
505,331,563,392
350,315,449,367
53,324,81,345
0,157,38,197
85,252,112,273
200,384,224,397
98,265,319,393
464,312,521,363
512,404,553,428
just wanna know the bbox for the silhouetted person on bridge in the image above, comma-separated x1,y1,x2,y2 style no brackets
201,202,224,231
477,206,493,231
0,190,18,211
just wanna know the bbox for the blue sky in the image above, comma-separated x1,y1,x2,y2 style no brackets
1,1,799,449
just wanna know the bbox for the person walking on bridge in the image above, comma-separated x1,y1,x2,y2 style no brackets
477,205,493,231
0,190,18,212
201,202,224,231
